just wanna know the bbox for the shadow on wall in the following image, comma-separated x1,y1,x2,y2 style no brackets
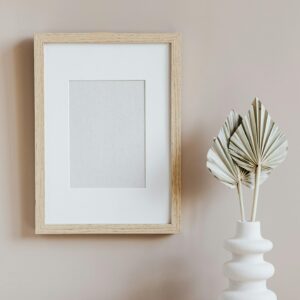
2,39,36,238
123,258,192,300
182,130,211,199
181,129,215,231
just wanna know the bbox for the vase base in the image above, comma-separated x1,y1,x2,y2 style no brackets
219,289,277,300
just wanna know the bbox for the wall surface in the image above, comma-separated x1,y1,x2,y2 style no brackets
0,0,299,299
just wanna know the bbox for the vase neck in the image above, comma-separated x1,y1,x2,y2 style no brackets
235,221,262,239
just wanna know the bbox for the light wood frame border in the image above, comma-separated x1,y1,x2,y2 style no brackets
34,32,181,234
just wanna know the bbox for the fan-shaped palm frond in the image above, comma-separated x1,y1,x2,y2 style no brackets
229,98,288,220
207,111,247,220
240,168,269,189
229,98,288,172
207,111,242,188
207,110,268,189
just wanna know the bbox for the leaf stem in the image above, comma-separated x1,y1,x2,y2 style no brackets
251,165,261,221
237,181,245,222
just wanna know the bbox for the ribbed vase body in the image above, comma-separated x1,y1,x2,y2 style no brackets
219,222,277,300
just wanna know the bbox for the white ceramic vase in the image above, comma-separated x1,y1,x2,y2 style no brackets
219,221,277,300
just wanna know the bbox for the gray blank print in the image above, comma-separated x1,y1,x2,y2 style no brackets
69,80,145,188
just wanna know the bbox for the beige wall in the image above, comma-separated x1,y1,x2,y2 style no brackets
0,0,298,299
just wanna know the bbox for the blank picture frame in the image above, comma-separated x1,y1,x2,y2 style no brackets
34,33,181,234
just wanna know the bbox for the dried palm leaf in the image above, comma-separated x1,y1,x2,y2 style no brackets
207,111,268,189
229,98,288,221
241,169,269,189
207,111,242,187
207,111,246,220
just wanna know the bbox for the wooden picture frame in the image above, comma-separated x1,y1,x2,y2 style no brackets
34,33,181,234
